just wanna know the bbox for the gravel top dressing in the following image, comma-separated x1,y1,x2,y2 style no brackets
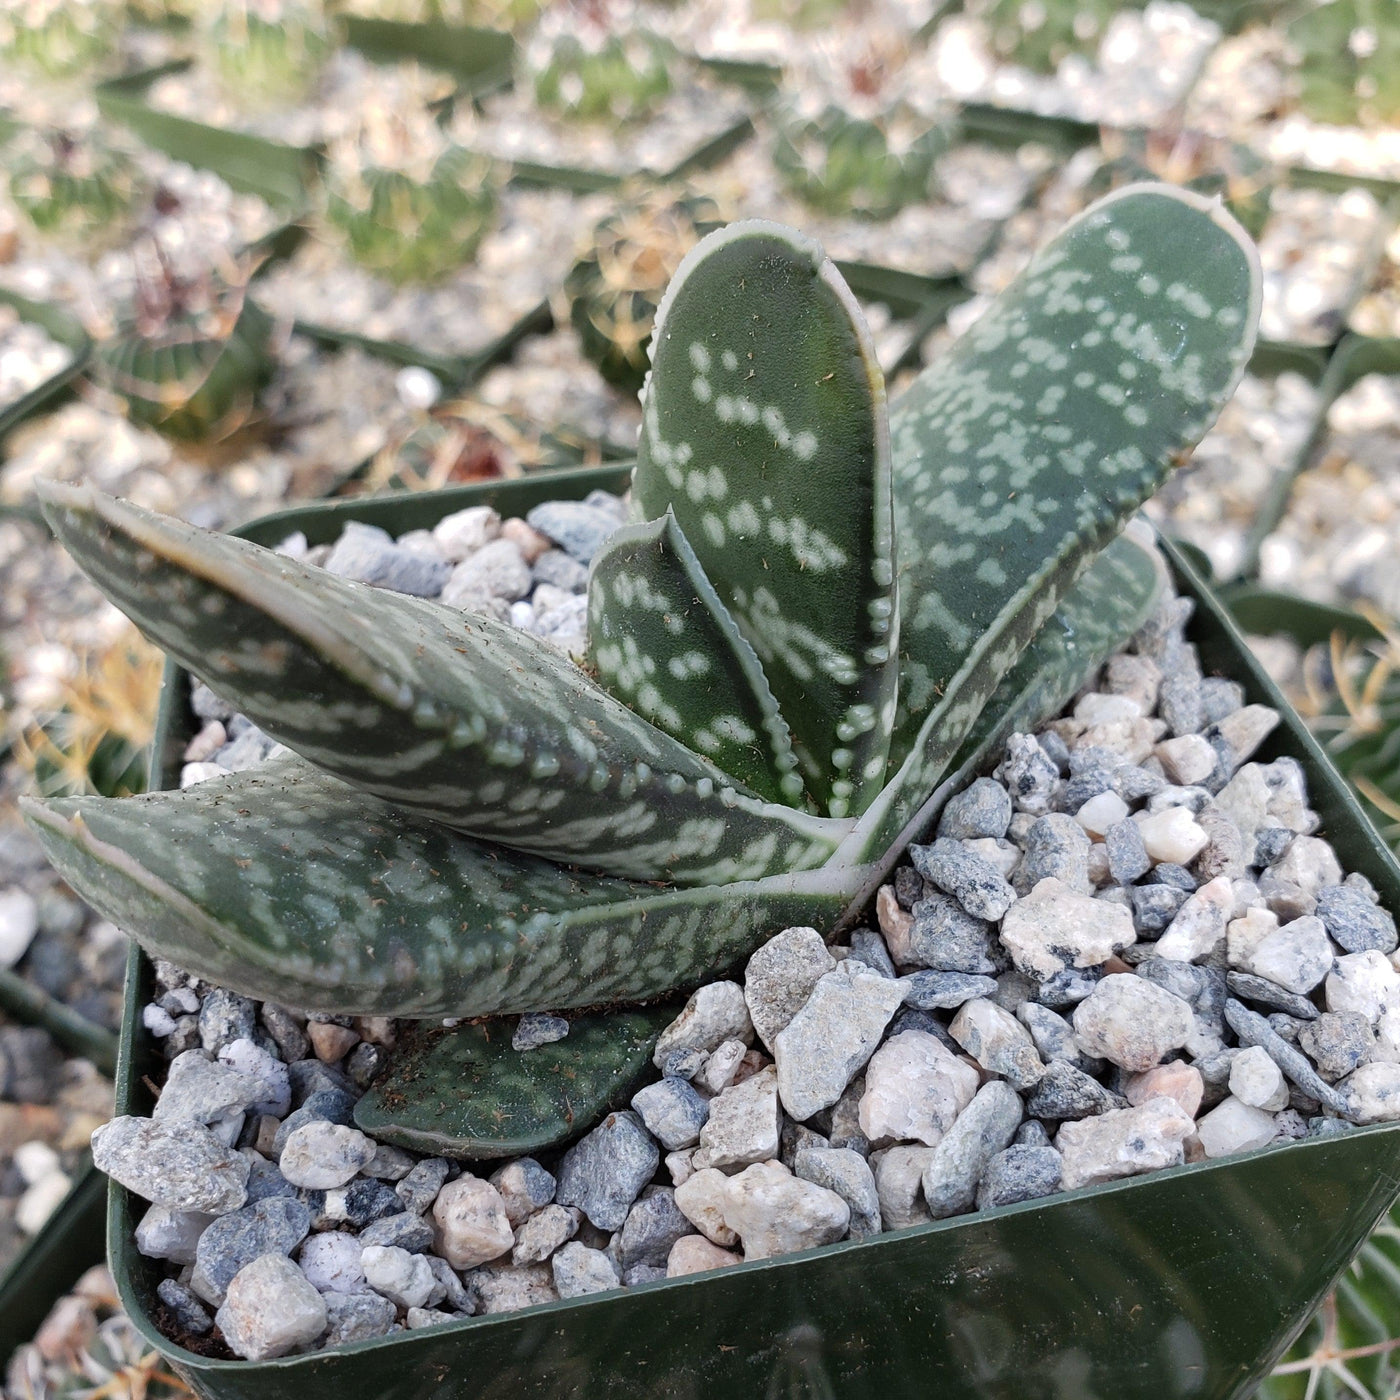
86,500,1400,1362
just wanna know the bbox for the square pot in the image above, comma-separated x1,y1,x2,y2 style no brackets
105,467,1400,1400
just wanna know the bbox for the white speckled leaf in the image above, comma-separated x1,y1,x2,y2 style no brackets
37,482,847,886
634,220,897,821
842,529,1165,892
887,184,1260,764
21,761,853,1018
586,512,807,809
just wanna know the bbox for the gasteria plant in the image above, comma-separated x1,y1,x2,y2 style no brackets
26,188,1260,1051
5,125,145,251
200,0,335,110
1287,0,1400,127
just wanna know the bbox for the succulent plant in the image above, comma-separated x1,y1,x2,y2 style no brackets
200,0,335,110
94,251,277,441
5,126,145,251
971,0,1135,74
1288,0,1400,127
325,144,498,286
771,35,956,220
565,193,722,394
26,187,1258,1134
0,0,121,80
529,8,675,124
334,0,542,27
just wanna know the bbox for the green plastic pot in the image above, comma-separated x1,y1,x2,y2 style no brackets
105,469,1400,1399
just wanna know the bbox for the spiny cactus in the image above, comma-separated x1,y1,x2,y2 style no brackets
324,110,498,286
1288,0,1400,127
94,250,276,441
528,7,675,124
771,36,956,220
5,126,145,250
26,187,1259,1048
0,0,121,80
565,193,722,394
200,0,334,110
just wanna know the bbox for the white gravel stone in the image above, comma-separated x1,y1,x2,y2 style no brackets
653,982,752,1068
667,1235,743,1276
697,1038,747,1095
1326,951,1400,1024
1153,875,1234,962
362,1244,437,1309
1195,1097,1278,1158
1072,976,1194,1071
1238,914,1335,994
673,1168,739,1248
1343,1062,1400,1123
948,999,1045,1089
921,1081,1024,1219
1154,734,1218,787
1227,907,1280,967
872,1145,935,1229
433,505,501,560
743,927,836,1051
0,889,38,968
1138,808,1210,865
774,960,906,1121
216,1254,328,1361
135,1205,214,1264
1228,1045,1289,1111
512,1204,580,1266
695,1065,780,1169
279,1122,377,1190
432,1175,515,1270
998,876,1136,980
218,1039,291,1118
1075,791,1129,838
1057,1096,1195,1189
859,1030,980,1146
1124,1062,1204,1117
719,1161,849,1260
299,1231,367,1294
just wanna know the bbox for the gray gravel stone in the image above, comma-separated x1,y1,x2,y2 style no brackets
555,1111,660,1231
1035,967,1103,1008
1255,827,1296,867
513,1203,581,1266
551,1241,621,1297
512,1013,570,1051
442,539,531,605
1129,883,1189,933
630,1076,710,1151
272,1091,358,1160
907,895,995,974
215,1253,328,1360
489,1158,556,1227
527,501,618,562
774,961,906,1121
743,927,836,1051
323,1291,399,1344
532,548,589,590
616,1187,692,1270
324,522,451,596
360,1211,435,1252
792,1145,881,1239
949,999,1045,1089
697,1066,780,1168
1316,884,1398,955
92,1116,249,1214
199,989,257,1054
1105,819,1151,884
911,839,1016,920
1015,1119,1053,1148
936,778,1012,840
1024,1061,1127,1120
996,733,1061,815
1224,999,1353,1117
898,970,997,1010
849,928,897,977
191,1196,312,1304
923,1081,1023,1219
380,1154,446,1211
154,1050,261,1128
256,1005,308,1068
1299,1011,1376,1081
1072,976,1193,1071
157,1278,212,1335
976,1144,1063,1209
1014,815,1092,896
1226,972,1320,1020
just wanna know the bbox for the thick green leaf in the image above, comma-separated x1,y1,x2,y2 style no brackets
634,219,897,820
21,759,852,1018
354,1005,676,1159
586,511,806,808
841,529,1164,893
887,184,1261,766
37,482,846,885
